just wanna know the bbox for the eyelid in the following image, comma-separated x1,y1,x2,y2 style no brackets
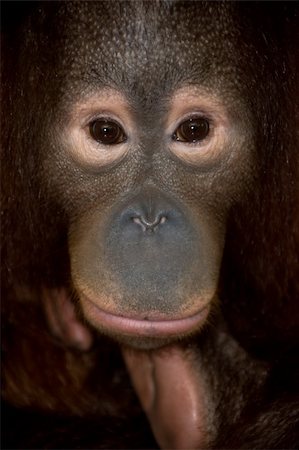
83,113,126,130
169,112,214,135
166,107,229,167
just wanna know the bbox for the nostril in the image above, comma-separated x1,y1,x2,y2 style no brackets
132,215,167,232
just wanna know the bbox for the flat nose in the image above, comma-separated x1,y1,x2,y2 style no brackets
132,214,167,232
117,188,183,235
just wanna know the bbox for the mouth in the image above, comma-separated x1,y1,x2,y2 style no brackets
81,295,210,341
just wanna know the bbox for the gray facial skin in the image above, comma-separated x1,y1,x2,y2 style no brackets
2,1,298,449
35,1,255,348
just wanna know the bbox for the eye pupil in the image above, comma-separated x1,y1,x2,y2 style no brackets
89,120,126,145
174,117,210,143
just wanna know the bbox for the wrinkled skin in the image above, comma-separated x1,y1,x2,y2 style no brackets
42,1,254,350
29,5,254,444
2,1,299,449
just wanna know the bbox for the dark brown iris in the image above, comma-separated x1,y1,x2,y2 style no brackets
174,117,210,143
89,120,126,145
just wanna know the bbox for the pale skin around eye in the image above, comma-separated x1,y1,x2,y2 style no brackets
62,86,233,169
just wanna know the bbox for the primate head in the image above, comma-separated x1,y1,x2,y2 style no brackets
38,1,254,349
4,1,293,350
2,2,298,449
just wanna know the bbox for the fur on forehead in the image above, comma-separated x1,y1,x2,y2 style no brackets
33,1,240,104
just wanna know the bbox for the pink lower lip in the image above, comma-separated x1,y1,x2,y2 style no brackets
82,296,210,338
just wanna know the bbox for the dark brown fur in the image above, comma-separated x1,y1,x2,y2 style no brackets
1,2,299,448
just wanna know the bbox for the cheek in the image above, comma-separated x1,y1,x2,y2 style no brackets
68,196,225,346
42,135,143,217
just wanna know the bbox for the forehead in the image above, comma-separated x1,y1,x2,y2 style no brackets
50,1,242,105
